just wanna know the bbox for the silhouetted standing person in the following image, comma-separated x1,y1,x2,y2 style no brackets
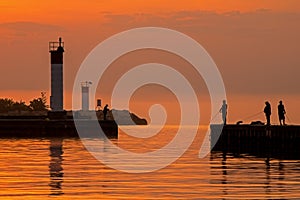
278,100,286,126
264,101,271,126
103,104,109,120
220,100,228,125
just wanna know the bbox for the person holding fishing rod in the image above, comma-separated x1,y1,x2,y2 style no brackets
220,100,228,125
264,101,271,126
278,100,286,126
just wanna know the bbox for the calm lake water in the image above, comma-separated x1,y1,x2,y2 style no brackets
1,126,300,199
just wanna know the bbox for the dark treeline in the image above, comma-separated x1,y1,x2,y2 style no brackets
0,92,48,113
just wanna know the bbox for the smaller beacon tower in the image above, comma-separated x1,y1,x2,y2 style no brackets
49,37,64,111
96,99,102,111
81,81,92,111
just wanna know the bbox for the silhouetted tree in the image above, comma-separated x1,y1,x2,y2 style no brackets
0,98,14,112
40,92,47,106
29,92,48,111
11,101,31,112
0,92,49,112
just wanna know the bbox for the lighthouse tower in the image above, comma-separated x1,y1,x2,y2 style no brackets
81,81,92,111
49,37,64,111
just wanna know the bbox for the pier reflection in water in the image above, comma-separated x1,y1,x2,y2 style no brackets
209,152,294,199
0,126,300,199
49,138,64,196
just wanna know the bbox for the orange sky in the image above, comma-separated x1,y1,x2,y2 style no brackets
0,0,300,124
2,0,300,24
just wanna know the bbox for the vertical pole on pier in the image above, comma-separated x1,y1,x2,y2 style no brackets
49,37,64,111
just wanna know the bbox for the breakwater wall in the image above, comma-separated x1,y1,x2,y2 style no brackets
211,125,300,159
0,119,118,138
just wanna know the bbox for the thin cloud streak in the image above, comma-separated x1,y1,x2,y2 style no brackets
0,21,64,32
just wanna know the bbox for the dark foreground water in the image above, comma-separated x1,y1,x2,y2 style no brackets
0,126,300,199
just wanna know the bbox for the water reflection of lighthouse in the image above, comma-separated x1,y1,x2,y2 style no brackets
49,138,64,196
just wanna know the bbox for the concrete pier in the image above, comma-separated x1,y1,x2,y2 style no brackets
0,119,118,138
211,124,300,159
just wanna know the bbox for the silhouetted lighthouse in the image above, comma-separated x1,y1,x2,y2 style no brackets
49,37,64,111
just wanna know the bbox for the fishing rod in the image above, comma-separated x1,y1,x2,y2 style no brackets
286,114,292,124
210,111,220,122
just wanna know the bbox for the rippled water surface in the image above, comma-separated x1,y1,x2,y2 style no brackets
1,126,300,199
